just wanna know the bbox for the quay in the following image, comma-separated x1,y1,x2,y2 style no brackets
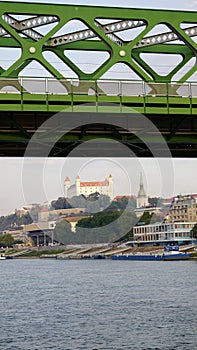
5,241,196,260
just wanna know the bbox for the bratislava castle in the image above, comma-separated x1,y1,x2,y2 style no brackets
64,174,113,199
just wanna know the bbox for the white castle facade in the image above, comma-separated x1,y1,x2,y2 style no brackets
64,174,113,199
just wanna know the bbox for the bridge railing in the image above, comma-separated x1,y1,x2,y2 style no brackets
0,78,197,98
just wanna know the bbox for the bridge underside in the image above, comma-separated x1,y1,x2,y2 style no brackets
0,109,196,157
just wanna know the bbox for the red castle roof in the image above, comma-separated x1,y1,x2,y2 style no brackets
66,175,112,188
80,179,109,187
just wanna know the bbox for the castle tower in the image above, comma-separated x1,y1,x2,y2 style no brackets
108,174,113,200
75,175,80,196
64,176,71,197
137,173,148,208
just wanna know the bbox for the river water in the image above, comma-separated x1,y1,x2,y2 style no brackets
0,259,196,350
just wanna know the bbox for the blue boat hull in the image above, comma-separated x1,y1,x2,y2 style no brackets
111,253,190,261
93,255,106,259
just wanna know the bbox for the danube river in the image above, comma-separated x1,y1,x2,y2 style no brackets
0,259,196,350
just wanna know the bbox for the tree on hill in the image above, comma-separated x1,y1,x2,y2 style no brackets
77,210,121,228
68,195,86,209
105,196,136,211
87,192,100,201
18,213,33,226
148,197,160,207
51,197,72,210
138,211,161,225
29,205,41,223
53,221,74,245
75,210,137,244
0,212,32,230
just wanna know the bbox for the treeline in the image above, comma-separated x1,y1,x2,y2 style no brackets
51,193,136,213
53,194,138,244
51,192,111,213
0,213,33,230
0,233,15,247
54,210,137,245
53,208,162,245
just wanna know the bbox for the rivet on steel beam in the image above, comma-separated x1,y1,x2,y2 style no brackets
119,50,126,57
29,47,36,54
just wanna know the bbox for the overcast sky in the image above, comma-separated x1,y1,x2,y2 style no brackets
0,156,196,216
0,0,196,216
6,0,197,10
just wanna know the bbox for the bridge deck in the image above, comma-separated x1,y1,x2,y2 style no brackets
0,79,196,157
0,78,197,114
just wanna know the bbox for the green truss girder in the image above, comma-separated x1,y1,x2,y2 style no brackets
0,1,196,83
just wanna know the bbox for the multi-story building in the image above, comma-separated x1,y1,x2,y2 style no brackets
165,194,197,223
64,174,113,199
133,221,195,242
188,202,197,222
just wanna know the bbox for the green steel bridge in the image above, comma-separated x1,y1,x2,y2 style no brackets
0,1,196,157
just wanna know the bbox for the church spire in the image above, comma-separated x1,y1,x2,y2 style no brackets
140,172,143,186
138,172,146,197
137,173,148,208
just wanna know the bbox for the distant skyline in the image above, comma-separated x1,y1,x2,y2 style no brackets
0,157,196,216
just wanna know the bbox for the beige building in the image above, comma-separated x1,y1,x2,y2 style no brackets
23,221,56,246
165,194,197,223
134,206,163,218
188,203,197,222
63,216,90,232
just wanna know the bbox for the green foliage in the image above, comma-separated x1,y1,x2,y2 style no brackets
106,196,136,211
68,193,110,213
51,197,72,210
190,252,197,257
87,192,100,201
51,193,111,214
77,210,121,228
53,221,74,245
0,234,15,247
75,210,137,244
148,197,160,207
13,239,23,244
19,213,33,225
29,205,41,222
53,201,138,244
190,223,197,238
0,212,33,230
138,211,161,225
68,195,86,208
138,211,152,224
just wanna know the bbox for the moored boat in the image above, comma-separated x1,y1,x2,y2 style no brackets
0,253,6,260
110,253,190,261
93,254,106,259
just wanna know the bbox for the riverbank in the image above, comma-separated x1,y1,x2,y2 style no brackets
4,245,197,260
